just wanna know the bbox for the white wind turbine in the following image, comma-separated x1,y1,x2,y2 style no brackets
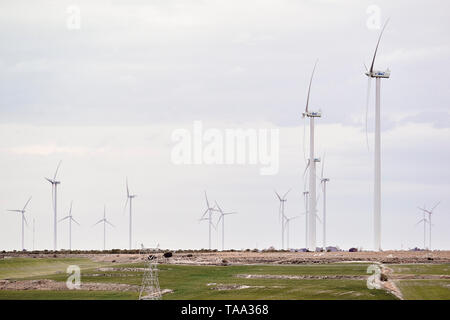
45,161,62,250
364,20,391,251
320,154,330,251
275,189,291,250
418,201,440,251
123,178,137,250
284,215,299,250
93,205,115,250
215,201,237,251
58,201,80,250
302,60,322,251
415,205,428,250
6,196,32,251
199,191,217,250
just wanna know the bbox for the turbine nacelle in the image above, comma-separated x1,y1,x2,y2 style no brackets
365,69,391,78
302,111,322,118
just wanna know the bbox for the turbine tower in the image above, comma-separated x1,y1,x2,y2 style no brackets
6,196,32,251
199,191,217,250
302,191,309,249
59,201,80,250
365,20,391,251
123,178,137,250
302,60,322,252
418,201,440,251
45,161,62,250
275,189,291,249
215,201,237,251
320,155,330,251
93,205,114,250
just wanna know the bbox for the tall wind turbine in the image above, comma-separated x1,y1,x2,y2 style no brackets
45,161,62,250
215,201,237,251
123,178,137,250
415,206,428,250
93,205,115,250
199,191,217,250
365,20,391,251
6,196,32,251
302,60,322,252
275,189,291,249
320,154,330,251
59,201,80,250
418,201,440,250
284,215,299,250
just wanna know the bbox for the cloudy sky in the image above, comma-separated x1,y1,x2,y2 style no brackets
0,0,449,251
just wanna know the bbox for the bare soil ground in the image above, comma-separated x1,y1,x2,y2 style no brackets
2,250,450,265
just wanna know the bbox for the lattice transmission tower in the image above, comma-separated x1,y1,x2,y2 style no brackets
139,248,162,300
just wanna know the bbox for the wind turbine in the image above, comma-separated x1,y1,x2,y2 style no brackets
123,178,137,250
364,20,391,251
320,154,330,251
284,215,299,250
93,205,115,250
6,196,32,251
58,201,80,250
45,161,62,250
415,205,428,250
275,189,291,249
302,60,322,251
199,191,217,250
418,201,440,251
215,201,237,251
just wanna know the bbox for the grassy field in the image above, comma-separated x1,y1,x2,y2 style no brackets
0,257,449,300
397,280,450,300
387,264,450,275
0,257,112,279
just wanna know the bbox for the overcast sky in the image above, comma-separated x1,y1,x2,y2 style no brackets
0,0,449,251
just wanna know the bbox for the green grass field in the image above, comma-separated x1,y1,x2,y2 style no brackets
0,257,449,300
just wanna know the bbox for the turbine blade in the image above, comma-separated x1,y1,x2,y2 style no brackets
430,201,441,212
71,217,81,226
122,197,129,215
7,209,22,212
283,188,291,199
303,160,310,178
315,214,322,224
23,215,29,227
53,160,62,180
106,220,115,228
126,177,130,198
305,59,318,114
45,177,53,183
274,191,282,201
69,200,73,216
214,201,223,213
58,216,70,223
22,196,32,211
201,208,209,219
369,18,390,73
204,191,210,209
93,219,103,227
